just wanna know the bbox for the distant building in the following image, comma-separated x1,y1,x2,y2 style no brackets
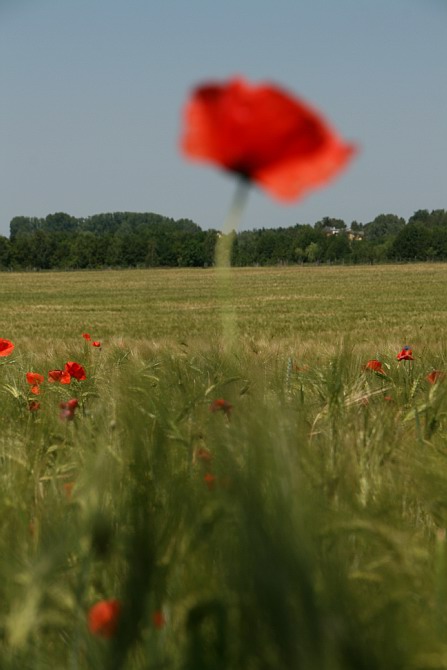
347,229,364,241
321,226,340,236
321,226,363,241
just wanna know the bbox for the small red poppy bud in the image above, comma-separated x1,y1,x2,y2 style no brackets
88,599,121,638
63,482,75,499
204,472,216,490
209,398,233,416
196,447,213,463
152,610,166,630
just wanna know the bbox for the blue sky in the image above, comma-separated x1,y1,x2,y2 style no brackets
1,0,446,237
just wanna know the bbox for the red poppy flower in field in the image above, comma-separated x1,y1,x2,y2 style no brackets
397,346,414,361
293,363,310,373
88,599,121,638
0,338,14,357
426,370,445,385
28,400,41,412
48,369,71,384
64,362,86,381
28,519,36,538
82,333,91,341
92,341,101,348
26,372,44,395
59,398,79,420
204,472,216,491
196,447,213,463
181,77,356,202
364,359,386,375
63,482,75,499
209,398,233,416
152,610,166,630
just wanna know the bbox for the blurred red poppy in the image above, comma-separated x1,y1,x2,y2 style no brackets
293,363,310,373
181,77,356,202
59,398,79,421
209,398,233,416
48,369,71,384
397,347,414,361
152,610,166,630
82,333,91,340
0,338,14,357
88,599,121,638
64,362,86,380
92,341,101,348
26,372,44,395
426,370,445,385
28,400,41,412
63,482,75,499
364,359,386,375
204,472,216,490
196,447,213,463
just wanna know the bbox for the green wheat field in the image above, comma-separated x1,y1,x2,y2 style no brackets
2,263,447,669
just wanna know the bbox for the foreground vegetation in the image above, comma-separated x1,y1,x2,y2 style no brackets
2,265,447,668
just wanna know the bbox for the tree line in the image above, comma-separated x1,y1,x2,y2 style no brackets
0,209,446,271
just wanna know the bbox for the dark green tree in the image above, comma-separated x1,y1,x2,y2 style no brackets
324,233,351,262
363,214,405,242
390,224,432,261
0,236,11,268
45,212,78,234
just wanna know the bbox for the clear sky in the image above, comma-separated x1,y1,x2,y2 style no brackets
1,0,446,237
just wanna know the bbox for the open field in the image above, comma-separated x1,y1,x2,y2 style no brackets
2,263,447,354
2,264,447,668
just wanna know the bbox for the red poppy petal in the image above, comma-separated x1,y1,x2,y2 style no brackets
427,370,445,384
88,600,121,638
64,362,86,381
365,359,386,375
26,372,45,385
204,472,216,490
152,610,166,630
181,77,356,201
255,138,356,202
0,338,14,357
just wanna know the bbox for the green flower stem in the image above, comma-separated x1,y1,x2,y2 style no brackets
214,178,250,348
